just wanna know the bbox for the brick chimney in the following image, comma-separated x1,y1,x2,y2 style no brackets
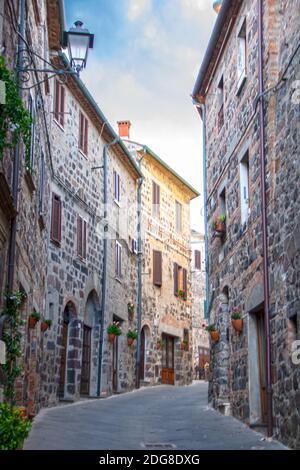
117,121,131,140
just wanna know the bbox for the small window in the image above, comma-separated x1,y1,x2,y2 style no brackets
237,19,247,92
152,181,160,218
54,79,65,127
183,329,189,349
153,250,162,287
240,150,250,224
79,111,88,155
174,263,187,300
195,250,201,270
51,193,62,244
77,216,87,259
217,76,224,132
113,170,121,203
175,201,182,233
115,241,122,278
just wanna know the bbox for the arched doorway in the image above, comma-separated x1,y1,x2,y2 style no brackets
80,291,100,396
58,302,76,398
140,325,150,381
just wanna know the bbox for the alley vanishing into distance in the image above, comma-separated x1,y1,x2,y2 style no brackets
24,382,286,451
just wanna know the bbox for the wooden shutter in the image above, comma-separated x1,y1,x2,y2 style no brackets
79,112,83,151
84,117,88,155
174,263,178,296
54,79,59,121
83,220,87,259
153,250,162,286
77,216,83,257
51,193,61,244
195,250,201,269
152,182,160,216
60,85,65,127
183,268,187,300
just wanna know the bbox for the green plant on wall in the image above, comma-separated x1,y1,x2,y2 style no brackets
0,57,32,169
1,291,26,404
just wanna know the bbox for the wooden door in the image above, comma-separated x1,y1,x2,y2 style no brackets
58,321,68,398
80,325,91,396
256,311,268,424
112,335,119,393
140,327,146,381
161,335,175,385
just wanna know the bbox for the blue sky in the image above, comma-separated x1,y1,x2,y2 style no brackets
64,0,216,231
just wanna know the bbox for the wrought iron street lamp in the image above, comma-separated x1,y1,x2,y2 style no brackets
63,21,94,75
17,20,94,89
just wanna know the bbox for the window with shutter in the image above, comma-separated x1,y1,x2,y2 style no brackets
51,193,62,244
77,216,87,259
153,250,162,287
79,111,88,155
195,250,201,270
183,268,187,300
39,151,45,213
152,181,160,218
174,263,178,296
28,92,35,169
115,241,122,278
114,170,121,203
175,201,182,232
54,79,65,127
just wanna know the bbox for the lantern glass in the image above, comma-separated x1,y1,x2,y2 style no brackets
66,21,94,73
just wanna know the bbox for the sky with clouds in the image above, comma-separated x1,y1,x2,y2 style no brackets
64,0,216,232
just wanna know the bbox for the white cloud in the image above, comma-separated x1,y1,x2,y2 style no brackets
127,0,152,21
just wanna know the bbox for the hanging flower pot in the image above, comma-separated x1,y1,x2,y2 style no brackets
127,330,138,347
231,309,243,332
205,324,220,342
212,215,226,238
156,339,163,350
107,322,122,344
41,319,52,333
28,312,41,329
127,302,135,321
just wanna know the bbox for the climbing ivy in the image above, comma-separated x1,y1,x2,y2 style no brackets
1,291,26,404
0,57,32,169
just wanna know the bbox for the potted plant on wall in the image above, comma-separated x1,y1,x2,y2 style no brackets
127,329,138,347
181,340,189,351
107,322,122,343
156,338,163,351
205,324,220,342
231,308,243,332
127,302,135,321
177,289,185,299
41,319,52,333
212,215,226,238
28,312,41,329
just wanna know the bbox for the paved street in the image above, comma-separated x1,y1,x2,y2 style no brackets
24,382,286,450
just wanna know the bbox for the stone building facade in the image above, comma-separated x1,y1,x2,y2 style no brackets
192,0,300,448
191,230,209,379
0,0,54,416
122,125,199,387
39,10,141,405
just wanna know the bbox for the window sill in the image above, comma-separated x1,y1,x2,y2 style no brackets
114,199,121,207
115,276,123,284
50,238,61,247
53,118,65,132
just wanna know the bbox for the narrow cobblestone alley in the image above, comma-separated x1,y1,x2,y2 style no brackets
24,382,286,450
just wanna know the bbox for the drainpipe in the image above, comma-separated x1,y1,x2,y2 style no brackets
258,0,273,438
97,137,119,397
6,0,25,294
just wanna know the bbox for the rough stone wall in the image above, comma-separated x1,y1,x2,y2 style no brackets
0,0,52,417
198,0,300,448
191,230,209,379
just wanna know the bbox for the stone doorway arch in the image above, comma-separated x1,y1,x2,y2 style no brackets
80,290,100,397
58,301,77,399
